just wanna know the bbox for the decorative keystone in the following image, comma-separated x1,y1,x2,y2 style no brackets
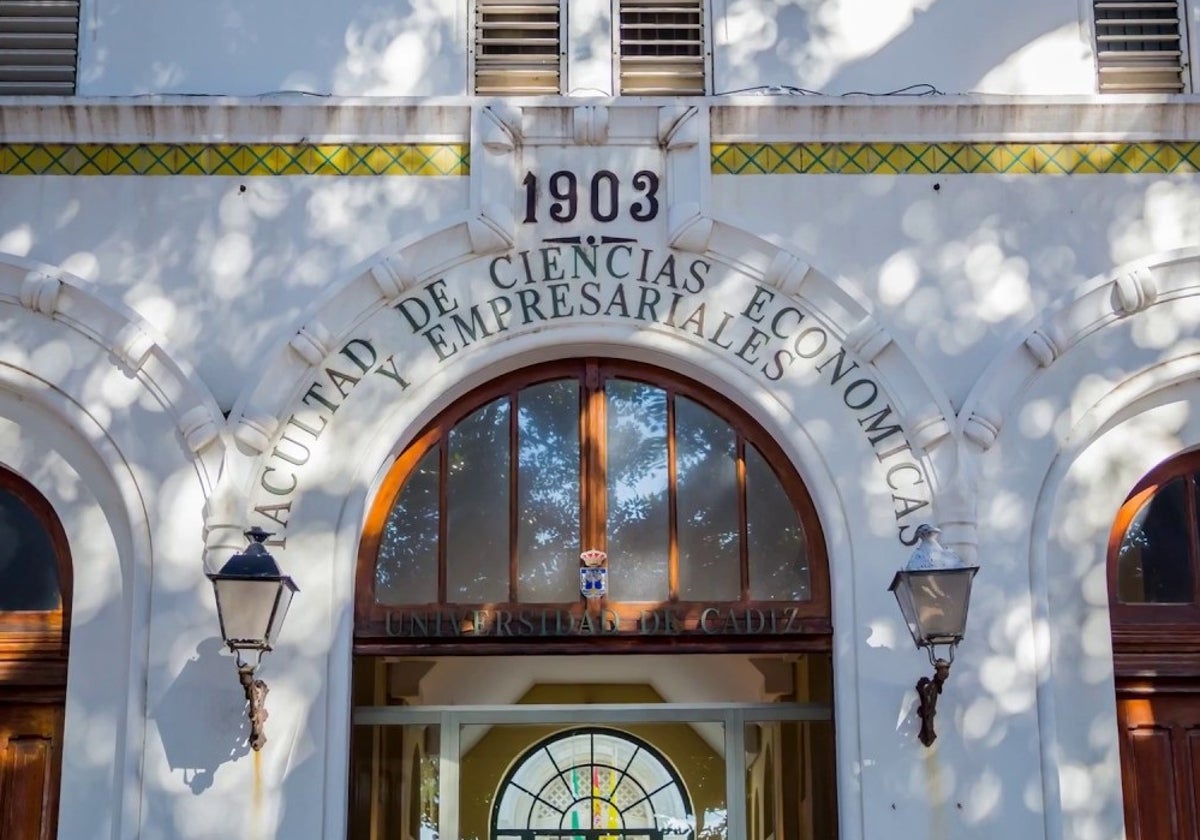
1112,266,1158,315
1022,328,1061,368
289,321,334,367
763,250,814,297
667,203,714,253
573,106,610,146
843,317,893,364
658,105,699,150
370,252,416,301
233,412,279,454
179,405,221,454
115,322,155,372
18,270,63,316
468,204,516,255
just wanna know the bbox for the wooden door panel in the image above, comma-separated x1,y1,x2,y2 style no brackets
0,704,62,840
1118,692,1200,840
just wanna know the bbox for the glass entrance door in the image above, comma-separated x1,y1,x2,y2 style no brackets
349,656,836,840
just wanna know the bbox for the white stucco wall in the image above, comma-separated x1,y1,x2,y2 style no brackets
77,0,1100,97
2,98,1199,840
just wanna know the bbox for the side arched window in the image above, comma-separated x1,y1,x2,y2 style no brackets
1109,452,1200,624
0,469,71,649
0,468,71,840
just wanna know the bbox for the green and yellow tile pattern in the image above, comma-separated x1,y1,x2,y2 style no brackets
712,141,1200,175
0,142,469,176
3,140,1200,176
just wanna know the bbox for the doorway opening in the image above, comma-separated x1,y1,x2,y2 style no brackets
348,654,837,840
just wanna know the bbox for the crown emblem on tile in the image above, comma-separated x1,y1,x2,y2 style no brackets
580,549,607,567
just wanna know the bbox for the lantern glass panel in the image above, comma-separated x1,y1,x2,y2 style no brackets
903,568,977,644
214,578,281,647
263,582,296,648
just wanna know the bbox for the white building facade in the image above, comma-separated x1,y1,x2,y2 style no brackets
1,2,1198,839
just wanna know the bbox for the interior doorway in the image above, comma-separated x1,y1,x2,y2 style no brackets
347,654,837,840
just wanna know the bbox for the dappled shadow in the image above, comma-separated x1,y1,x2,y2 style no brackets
151,637,252,794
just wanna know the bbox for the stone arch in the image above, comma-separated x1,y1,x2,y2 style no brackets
218,213,958,839
958,247,1200,840
0,252,224,839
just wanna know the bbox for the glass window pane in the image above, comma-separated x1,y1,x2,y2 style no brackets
447,398,511,603
477,725,715,840
518,380,581,602
746,445,810,601
376,446,440,605
676,396,740,600
348,721,439,840
1118,475,1193,603
0,488,60,611
744,720,836,840
606,379,669,602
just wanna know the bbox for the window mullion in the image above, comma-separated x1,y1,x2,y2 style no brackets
509,391,519,603
667,389,679,600
438,441,448,603
737,437,749,601
584,361,607,554
1188,472,1200,607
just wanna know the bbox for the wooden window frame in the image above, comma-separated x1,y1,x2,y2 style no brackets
356,359,829,653
1109,450,1200,677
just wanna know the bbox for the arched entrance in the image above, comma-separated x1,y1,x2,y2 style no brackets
1109,451,1200,838
0,468,71,840
348,359,837,839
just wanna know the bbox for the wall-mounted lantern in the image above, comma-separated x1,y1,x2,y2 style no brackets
889,523,979,747
207,526,298,751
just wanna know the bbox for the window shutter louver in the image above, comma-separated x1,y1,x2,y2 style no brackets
474,0,562,95
1094,0,1186,92
618,0,705,95
0,0,78,95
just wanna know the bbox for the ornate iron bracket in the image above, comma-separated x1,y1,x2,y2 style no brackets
915,658,951,747
238,663,270,751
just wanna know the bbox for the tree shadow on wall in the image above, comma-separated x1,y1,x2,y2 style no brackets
151,636,253,794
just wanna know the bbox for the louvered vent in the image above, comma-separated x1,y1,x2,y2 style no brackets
1094,0,1185,92
0,0,78,95
475,0,561,95
618,0,705,95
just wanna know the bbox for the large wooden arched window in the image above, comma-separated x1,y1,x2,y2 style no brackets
0,468,71,840
356,359,829,648
1108,451,1200,840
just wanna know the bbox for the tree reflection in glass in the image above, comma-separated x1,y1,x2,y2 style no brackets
676,396,740,600
607,379,669,602
447,398,511,602
1118,475,1192,602
517,379,580,601
377,446,440,605
0,488,61,610
747,444,809,600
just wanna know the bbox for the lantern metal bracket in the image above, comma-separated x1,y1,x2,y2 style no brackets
238,662,270,751
915,657,951,747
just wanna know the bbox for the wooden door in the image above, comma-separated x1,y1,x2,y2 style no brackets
0,703,62,840
1116,687,1200,840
